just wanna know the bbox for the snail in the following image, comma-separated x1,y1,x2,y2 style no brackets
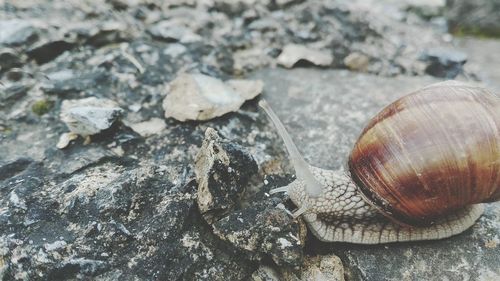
259,80,500,244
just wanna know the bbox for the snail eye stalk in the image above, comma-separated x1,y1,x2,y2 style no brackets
259,99,324,198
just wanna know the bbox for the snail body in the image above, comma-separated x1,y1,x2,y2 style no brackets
260,81,500,244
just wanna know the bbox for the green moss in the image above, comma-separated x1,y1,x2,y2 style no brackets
0,125,11,134
32,99,54,116
451,26,500,39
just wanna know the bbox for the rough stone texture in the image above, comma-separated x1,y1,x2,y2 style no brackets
0,48,23,73
0,84,30,108
213,197,305,268
419,47,467,78
446,0,500,37
26,39,75,65
299,255,345,281
163,74,263,121
253,67,500,280
195,128,258,223
60,97,124,137
40,70,111,98
0,160,258,280
0,0,463,81
277,44,334,68
0,19,40,47
343,52,370,72
147,20,202,43
128,117,166,137
250,254,345,281
251,265,281,281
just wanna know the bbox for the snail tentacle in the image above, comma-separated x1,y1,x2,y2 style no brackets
259,99,324,198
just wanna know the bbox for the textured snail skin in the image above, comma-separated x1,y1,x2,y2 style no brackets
288,166,483,244
349,81,500,226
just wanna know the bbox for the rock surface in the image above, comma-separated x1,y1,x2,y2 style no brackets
0,48,23,72
128,118,166,137
213,198,306,268
0,20,40,46
420,47,467,78
147,20,202,43
446,0,500,37
299,255,345,281
195,128,258,223
0,0,499,280
163,74,263,121
277,44,334,68
60,97,124,137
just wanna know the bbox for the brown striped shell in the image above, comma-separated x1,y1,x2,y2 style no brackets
348,81,500,226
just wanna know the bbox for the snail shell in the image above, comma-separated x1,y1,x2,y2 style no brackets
349,81,500,226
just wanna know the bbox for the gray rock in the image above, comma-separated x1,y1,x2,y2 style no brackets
299,255,344,281
85,21,128,47
247,18,281,32
277,44,334,68
0,84,30,108
60,97,124,137
163,43,187,58
227,79,265,100
0,159,43,212
47,258,108,280
343,52,370,72
195,128,258,223
406,0,445,20
46,146,115,176
148,20,202,43
212,0,268,16
420,47,468,78
107,0,132,10
212,198,305,267
0,19,39,46
162,74,262,121
0,158,44,230
252,67,500,280
41,70,109,97
5,161,198,278
60,21,104,43
128,118,166,137
274,0,303,7
251,265,281,281
0,158,34,182
446,0,500,37
1,152,262,280
164,229,256,280
27,40,75,65
0,48,23,72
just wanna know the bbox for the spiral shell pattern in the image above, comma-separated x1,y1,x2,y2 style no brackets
349,81,500,226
